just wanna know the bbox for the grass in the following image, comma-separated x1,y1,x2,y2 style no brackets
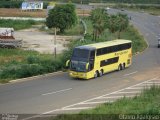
0,49,65,83
0,49,38,66
121,25,147,54
59,20,84,36
0,19,41,30
51,86,160,120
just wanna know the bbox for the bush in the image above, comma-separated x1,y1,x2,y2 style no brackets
27,56,40,64
0,56,64,80
16,64,44,78
0,19,37,30
0,65,18,79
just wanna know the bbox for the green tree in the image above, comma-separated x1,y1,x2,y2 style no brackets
90,8,108,41
107,14,118,33
117,13,129,38
46,4,77,33
108,13,129,38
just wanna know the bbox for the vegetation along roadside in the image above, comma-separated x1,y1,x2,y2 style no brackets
51,86,160,120
0,6,147,83
0,19,41,30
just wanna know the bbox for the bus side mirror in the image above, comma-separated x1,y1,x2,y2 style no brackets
66,60,70,68
86,63,89,70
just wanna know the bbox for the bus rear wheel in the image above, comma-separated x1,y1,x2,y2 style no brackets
123,63,126,70
118,64,122,71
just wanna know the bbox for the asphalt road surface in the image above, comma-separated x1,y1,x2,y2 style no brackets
0,8,160,117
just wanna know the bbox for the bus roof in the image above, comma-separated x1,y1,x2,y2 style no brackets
76,39,131,50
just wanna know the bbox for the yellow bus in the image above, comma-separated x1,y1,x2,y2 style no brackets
66,39,132,79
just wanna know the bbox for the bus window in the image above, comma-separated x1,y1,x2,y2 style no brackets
72,48,89,59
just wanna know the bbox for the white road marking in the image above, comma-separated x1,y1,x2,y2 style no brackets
126,87,150,90
42,88,72,96
117,91,141,94
124,71,138,76
146,82,160,84
61,77,158,110
43,109,61,114
101,95,135,99
62,107,93,111
79,101,113,105
42,77,159,114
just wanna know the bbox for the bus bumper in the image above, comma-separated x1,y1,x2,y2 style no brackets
69,71,91,79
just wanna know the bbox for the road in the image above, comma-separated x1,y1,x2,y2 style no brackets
0,8,160,117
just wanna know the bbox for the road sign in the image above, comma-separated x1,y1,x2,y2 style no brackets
21,2,43,10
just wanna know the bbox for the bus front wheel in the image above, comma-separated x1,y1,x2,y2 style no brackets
94,71,98,78
99,69,103,77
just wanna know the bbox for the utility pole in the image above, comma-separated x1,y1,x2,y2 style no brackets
54,27,57,58
81,0,84,17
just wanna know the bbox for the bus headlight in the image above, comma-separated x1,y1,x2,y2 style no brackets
83,74,86,77
70,72,73,75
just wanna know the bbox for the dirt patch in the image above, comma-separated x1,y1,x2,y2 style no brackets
14,28,81,54
0,8,90,18
0,8,47,18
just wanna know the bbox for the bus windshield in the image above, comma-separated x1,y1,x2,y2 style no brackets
72,48,89,59
70,60,87,72
71,48,90,72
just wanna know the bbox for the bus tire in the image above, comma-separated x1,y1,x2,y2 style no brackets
94,71,98,78
99,69,103,77
123,63,126,70
118,64,122,71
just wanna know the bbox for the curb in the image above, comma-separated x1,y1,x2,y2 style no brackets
0,71,65,85
11,71,64,83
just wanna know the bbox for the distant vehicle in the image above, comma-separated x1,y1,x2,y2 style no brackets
0,28,22,48
121,9,125,11
106,7,110,10
158,38,160,48
140,10,145,13
0,28,14,39
66,39,132,79
104,7,110,13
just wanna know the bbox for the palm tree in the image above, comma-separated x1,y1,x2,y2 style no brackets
90,8,108,41
108,13,129,39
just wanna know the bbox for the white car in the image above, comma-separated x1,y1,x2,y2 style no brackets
106,7,110,10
